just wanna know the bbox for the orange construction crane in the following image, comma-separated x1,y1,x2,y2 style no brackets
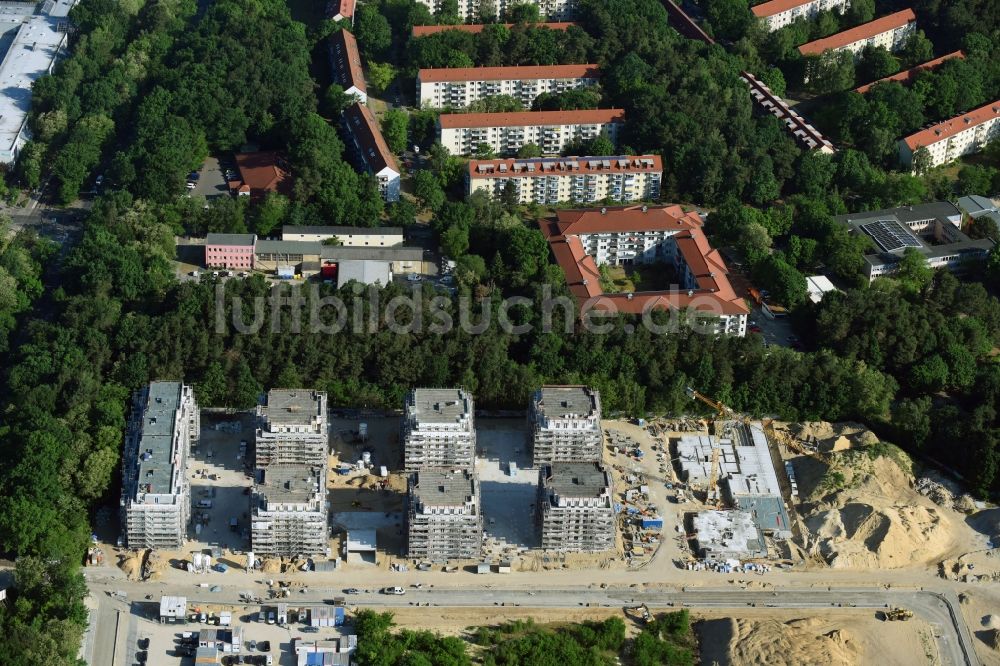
685,387,733,418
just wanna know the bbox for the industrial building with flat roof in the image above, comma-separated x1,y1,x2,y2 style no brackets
530,386,602,465
539,206,749,336
898,99,1000,170
438,109,624,157
466,155,662,205
798,9,916,58
251,465,329,557
342,102,401,202
834,201,995,281
121,381,200,549
751,0,849,31
692,510,766,560
407,469,483,561
417,64,599,109
403,388,476,470
255,389,328,467
537,462,614,552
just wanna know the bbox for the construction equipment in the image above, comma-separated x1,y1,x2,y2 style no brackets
685,387,733,418
882,607,913,621
624,603,651,624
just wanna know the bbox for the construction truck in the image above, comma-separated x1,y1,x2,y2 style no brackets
624,603,652,625
882,608,913,621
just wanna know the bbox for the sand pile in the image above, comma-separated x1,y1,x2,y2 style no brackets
723,617,859,665
782,421,879,454
260,558,281,573
799,451,956,569
117,553,142,580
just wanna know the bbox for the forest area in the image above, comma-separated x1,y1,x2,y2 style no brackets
0,0,998,664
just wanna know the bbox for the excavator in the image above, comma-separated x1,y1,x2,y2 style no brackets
882,607,913,621
624,603,652,625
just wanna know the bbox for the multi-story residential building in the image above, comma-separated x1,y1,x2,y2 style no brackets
328,29,366,103
798,9,916,58
205,233,256,270
412,0,576,22
834,202,995,282
403,389,476,470
406,469,482,561
282,225,403,247
898,99,1000,170
530,386,602,465
121,382,200,550
255,389,328,467
854,50,964,94
466,155,662,205
411,22,576,37
751,0,850,32
539,205,749,336
342,102,401,202
438,109,624,156
417,64,599,109
251,465,328,557
741,72,835,153
537,462,614,552
326,0,355,22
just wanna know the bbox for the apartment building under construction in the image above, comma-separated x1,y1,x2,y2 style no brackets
120,381,200,549
537,462,614,552
530,385,602,465
403,388,476,470
251,465,329,557
255,389,328,467
406,469,482,561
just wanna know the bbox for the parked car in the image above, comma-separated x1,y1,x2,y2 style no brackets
267,611,276,624
343,588,360,595
381,586,405,595
258,640,270,652
302,626,319,633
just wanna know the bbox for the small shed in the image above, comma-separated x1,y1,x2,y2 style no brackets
159,596,187,624
497,561,512,574
476,563,491,574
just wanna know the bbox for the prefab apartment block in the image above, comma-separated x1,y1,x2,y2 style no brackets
255,389,329,467
403,388,476,470
251,465,329,557
120,381,200,549
530,385,602,465
406,469,483,561
537,462,615,552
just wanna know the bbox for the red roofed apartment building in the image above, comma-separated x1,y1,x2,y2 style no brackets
854,50,964,94
798,9,916,58
326,0,355,22
540,206,749,336
229,152,293,199
411,22,576,37
342,102,401,202
417,64,599,109
438,109,624,156
328,29,366,104
899,100,1000,171
751,0,850,32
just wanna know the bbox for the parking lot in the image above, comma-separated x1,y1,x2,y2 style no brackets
476,419,540,552
190,156,232,200
747,306,797,349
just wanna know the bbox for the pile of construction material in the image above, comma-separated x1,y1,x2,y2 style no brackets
915,477,977,513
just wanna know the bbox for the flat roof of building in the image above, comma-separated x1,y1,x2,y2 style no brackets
901,99,1000,151
329,29,365,95
468,155,661,179
321,245,424,262
834,201,962,227
409,388,472,424
439,108,625,129
261,389,325,426
343,101,399,174
543,462,609,498
693,509,765,557
854,50,964,94
535,386,597,419
133,382,184,497
337,259,390,286
798,9,916,56
257,466,323,504
420,64,598,83
411,22,576,37
0,12,70,155
206,233,256,246
256,239,323,255
410,469,477,507
283,225,402,238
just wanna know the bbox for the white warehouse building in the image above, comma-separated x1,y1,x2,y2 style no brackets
417,64,599,109
438,109,624,157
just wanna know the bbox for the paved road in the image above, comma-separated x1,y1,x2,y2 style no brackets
83,571,978,666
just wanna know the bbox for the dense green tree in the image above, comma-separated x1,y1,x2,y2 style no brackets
381,109,409,154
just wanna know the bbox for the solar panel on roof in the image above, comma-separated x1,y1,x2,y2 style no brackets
861,219,922,252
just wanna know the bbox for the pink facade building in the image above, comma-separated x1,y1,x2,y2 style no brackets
205,233,256,269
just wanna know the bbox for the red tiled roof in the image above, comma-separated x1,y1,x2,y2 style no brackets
752,0,819,18
902,99,1000,151
343,102,399,174
233,151,292,196
326,0,355,20
419,64,599,83
539,207,750,318
329,29,366,95
439,108,625,129
411,22,576,37
798,9,916,56
468,155,661,179
854,50,964,94
555,204,701,235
